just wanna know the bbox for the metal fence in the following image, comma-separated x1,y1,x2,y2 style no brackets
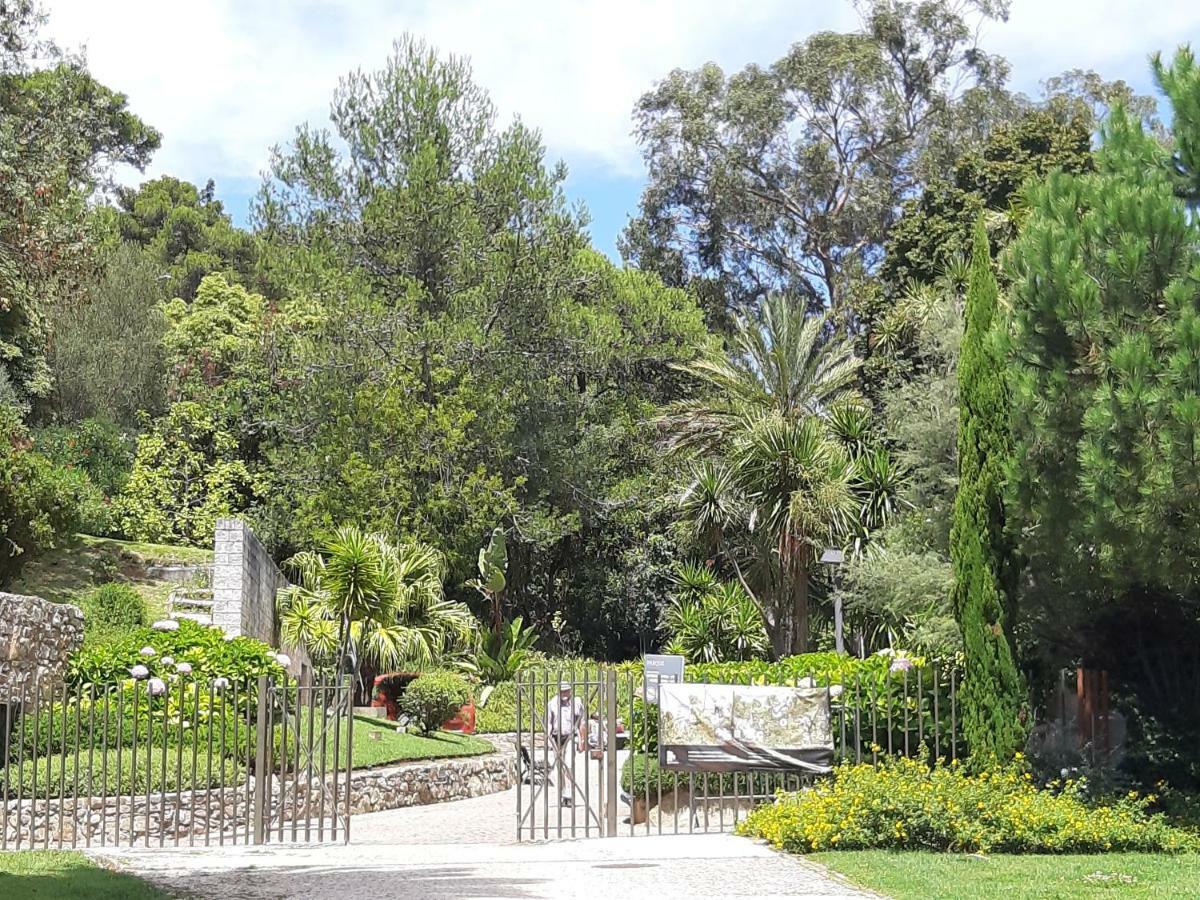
1,673,353,850
516,661,961,840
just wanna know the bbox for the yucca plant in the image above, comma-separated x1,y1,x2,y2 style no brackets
276,526,478,684
663,565,768,663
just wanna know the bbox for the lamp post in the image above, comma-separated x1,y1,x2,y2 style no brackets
820,548,845,655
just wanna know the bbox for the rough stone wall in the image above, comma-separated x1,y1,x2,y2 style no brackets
4,750,517,847
347,751,517,814
0,593,84,706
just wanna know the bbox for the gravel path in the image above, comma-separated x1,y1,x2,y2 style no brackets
91,833,875,899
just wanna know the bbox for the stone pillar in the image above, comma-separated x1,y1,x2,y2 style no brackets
210,518,309,680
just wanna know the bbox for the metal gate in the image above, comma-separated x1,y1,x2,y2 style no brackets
517,662,961,840
1,673,353,850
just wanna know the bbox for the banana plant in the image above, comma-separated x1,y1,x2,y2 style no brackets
468,526,508,634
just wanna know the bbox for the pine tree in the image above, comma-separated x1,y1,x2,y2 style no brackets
950,220,1026,762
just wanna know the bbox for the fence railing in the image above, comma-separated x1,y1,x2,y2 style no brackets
515,659,962,840
1,673,352,850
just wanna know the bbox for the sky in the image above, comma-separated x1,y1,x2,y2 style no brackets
41,1,1200,259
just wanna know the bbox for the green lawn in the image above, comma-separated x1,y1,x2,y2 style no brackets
278,714,494,770
813,851,1200,899
346,718,494,769
10,534,212,620
0,851,166,900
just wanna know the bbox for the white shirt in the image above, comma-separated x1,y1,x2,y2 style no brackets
547,695,584,738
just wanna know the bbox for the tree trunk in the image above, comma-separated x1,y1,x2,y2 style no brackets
790,568,810,655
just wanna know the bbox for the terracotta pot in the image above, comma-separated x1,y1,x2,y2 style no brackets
631,797,648,825
441,699,477,735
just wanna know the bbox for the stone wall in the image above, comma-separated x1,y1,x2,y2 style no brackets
211,519,282,645
347,750,517,814
0,592,84,707
210,519,309,679
3,747,517,847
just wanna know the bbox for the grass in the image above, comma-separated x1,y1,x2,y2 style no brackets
9,533,213,620
812,851,1200,899
343,717,494,769
274,711,495,770
0,851,166,899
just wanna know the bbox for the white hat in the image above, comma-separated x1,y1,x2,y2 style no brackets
559,681,572,691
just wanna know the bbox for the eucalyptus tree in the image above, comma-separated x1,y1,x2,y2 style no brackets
623,0,1012,318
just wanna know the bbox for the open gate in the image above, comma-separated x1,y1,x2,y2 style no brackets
516,662,962,840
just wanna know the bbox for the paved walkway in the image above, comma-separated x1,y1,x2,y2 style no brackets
90,833,874,899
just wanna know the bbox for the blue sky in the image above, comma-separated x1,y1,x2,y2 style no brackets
43,1,1200,259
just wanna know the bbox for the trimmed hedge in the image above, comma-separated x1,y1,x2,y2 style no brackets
2,746,244,800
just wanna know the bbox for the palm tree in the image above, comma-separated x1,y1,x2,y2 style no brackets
663,293,860,453
276,526,477,685
667,296,903,656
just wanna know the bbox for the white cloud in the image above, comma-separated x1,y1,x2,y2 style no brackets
40,0,1200,196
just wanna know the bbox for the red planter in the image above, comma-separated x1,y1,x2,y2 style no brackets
372,672,420,721
441,700,476,735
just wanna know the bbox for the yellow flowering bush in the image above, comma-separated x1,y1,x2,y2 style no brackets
736,756,1196,854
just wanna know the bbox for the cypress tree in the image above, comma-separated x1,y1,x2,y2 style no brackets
950,220,1026,761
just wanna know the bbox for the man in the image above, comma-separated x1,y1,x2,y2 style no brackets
546,680,586,806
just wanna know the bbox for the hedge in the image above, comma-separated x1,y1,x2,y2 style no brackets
2,746,244,800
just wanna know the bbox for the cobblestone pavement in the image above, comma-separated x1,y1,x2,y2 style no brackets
91,833,876,899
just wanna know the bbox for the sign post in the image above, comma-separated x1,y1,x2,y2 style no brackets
642,653,685,704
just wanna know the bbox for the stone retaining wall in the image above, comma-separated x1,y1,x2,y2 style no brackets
3,744,517,846
347,749,516,814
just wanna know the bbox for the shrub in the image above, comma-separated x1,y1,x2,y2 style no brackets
68,617,285,686
10,679,258,763
399,671,470,735
620,753,776,801
663,564,768,663
80,583,147,633
2,746,243,799
735,756,1197,854
34,419,136,498
475,618,539,684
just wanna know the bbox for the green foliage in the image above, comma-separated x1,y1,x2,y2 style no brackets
662,564,767,663
105,177,257,300
3,745,243,800
0,410,85,585
475,680,519,734
46,243,169,426
620,753,775,801
0,12,160,414
68,617,284,686
841,546,958,656
880,110,1093,295
475,617,538,685
736,756,1196,854
33,418,136,499
79,582,146,644
115,401,257,546
1005,86,1200,598
254,36,708,658
951,221,1025,762
278,526,477,676
666,295,907,656
399,671,471,735
468,526,508,632
624,1,1010,313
